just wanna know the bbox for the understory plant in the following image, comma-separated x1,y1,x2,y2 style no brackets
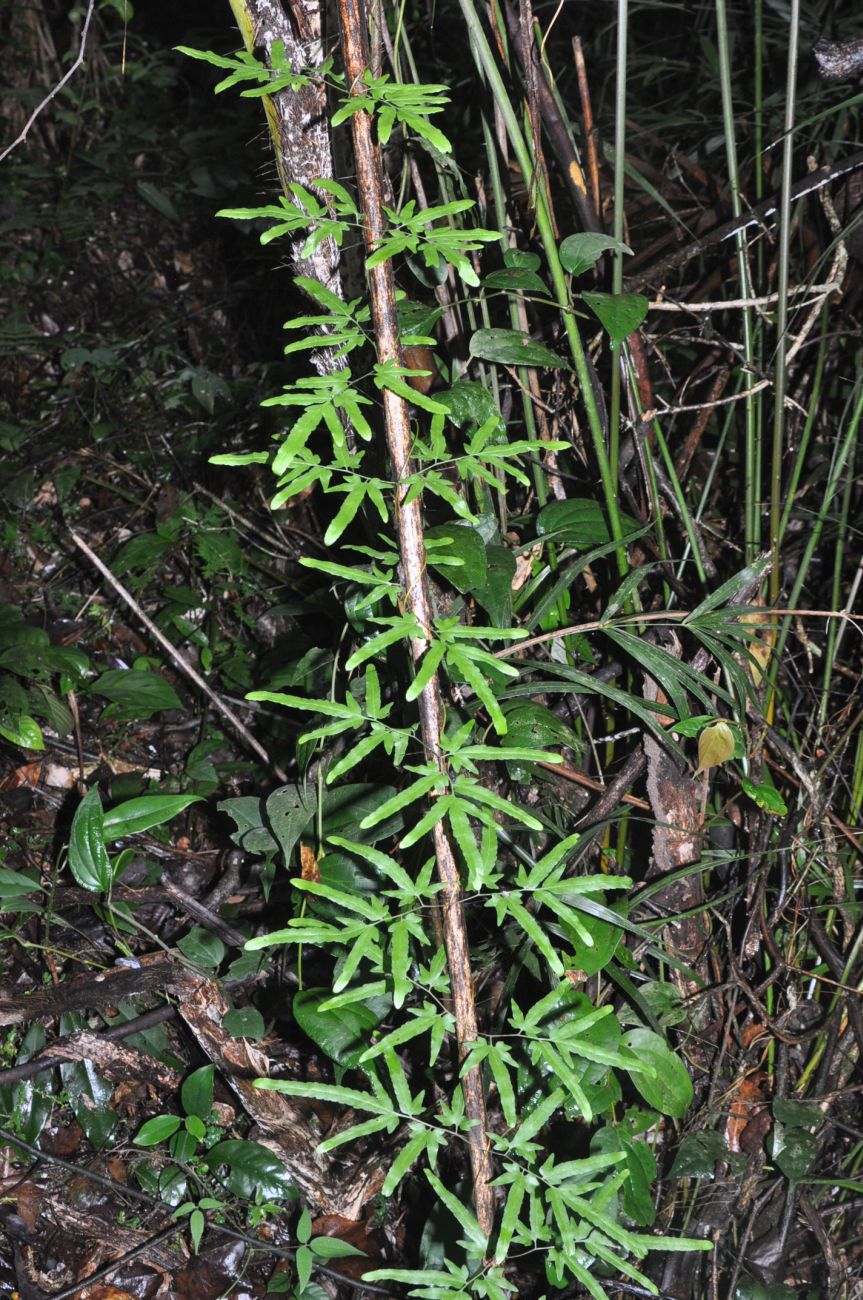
174,2,828,1296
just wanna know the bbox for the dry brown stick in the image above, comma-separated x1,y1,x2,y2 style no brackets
159,872,249,948
0,1004,176,1087
674,360,732,480
70,531,288,783
336,0,493,1237
0,0,96,164
573,36,602,221
0,955,175,1027
537,753,649,814
625,147,863,290
499,0,598,238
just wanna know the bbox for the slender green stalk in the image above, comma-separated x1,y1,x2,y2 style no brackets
851,731,863,823
769,0,801,606
771,376,863,673
644,413,707,585
715,0,759,561
608,0,628,492
818,453,856,730
754,0,764,203
457,0,626,570
777,306,829,546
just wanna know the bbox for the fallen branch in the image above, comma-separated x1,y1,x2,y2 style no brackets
0,0,96,164
71,531,288,783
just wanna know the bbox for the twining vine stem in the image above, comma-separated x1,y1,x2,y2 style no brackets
336,0,494,1237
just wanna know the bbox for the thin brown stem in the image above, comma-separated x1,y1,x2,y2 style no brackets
70,532,288,783
336,0,493,1236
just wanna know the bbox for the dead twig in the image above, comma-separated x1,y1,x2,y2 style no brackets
0,0,96,164
0,1004,176,1087
70,531,288,783
625,148,863,290
159,872,249,948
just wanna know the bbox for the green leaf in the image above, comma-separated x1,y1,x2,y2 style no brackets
309,1236,366,1259
57,1027,117,1152
188,1207,205,1253
176,927,225,971
512,1085,567,1150
532,1040,594,1121
499,894,565,975
731,1279,793,1300
501,701,580,756
770,1126,818,1182
592,1123,656,1226
671,715,716,739
359,1010,446,1064
381,1127,441,1197
389,918,412,1010
482,266,550,294
454,777,543,829
469,328,569,370
773,1098,821,1129
134,1114,182,1146
740,774,787,816
684,554,772,622
536,498,638,548
318,782,402,842
669,1130,732,1178
102,794,203,839
473,544,516,628
326,835,416,894
255,1078,395,1117
563,898,624,976
582,291,649,345
185,1114,206,1142
0,714,44,749
292,877,386,922
0,866,40,899
436,380,504,431
559,233,633,276
445,646,507,734
359,774,441,829
317,1115,395,1153
345,615,421,671
426,1170,488,1253
486,1044,518,1129
324,481,369,546
136,180,180,223
181,1064,214,1120
68,786,112,892
222,1007,265,1040
426,523,488,592
620,1029,692,1117
89,668,183,721
293,987,389,1069
203,1139,295,1199
265,783,316,864
405,639,446,703
218,794,275,855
